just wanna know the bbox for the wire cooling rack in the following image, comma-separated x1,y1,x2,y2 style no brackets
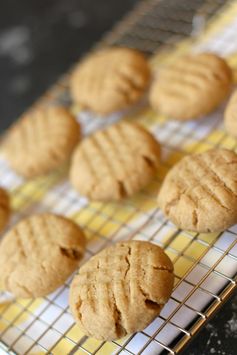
1,0,237,354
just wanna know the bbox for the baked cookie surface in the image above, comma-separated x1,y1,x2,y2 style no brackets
69,240,174,341
70,47,150,115
3,106,80,178
158,149,237,232
225,90,237,137
0,187,10,233
0,214,86,298
70,121,161,200
150,53,232,120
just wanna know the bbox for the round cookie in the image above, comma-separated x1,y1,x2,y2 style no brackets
70,47,150,115
70,121,161,201
0,187,11,233
225,90,237,137
150,53,232,120
3,106,80,178
158,149,237,232
70,240,174,341
0,214,86,298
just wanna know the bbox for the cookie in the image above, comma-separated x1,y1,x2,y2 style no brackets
150,53,232,120
70,47,150,115
225,90,237,137
3,106,80,178
0,187,11,233
0,214,86,298
70,240,174,341
70,121,161,200
158,149,237,232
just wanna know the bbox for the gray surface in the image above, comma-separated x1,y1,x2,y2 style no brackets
182,293,237,355
0,0,236,354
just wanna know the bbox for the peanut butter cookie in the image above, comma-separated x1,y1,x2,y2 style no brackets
150,53,232,120
70,240,174,340
70,47,150,115
70,121,161,200
225,90,237,137
0,187,10,233
158,149,237,232
0,214,86,298
3,106,80,178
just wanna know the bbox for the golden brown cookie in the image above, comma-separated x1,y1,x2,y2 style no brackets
0,213,86,298
150,53,232,120
70,240,174,341
70,121,161,201
0,187,11,233
158,149,237,232
70,47,150,115
225,90,237,137
3,106,80,178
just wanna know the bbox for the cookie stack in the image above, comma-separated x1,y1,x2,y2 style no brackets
0,46,237,342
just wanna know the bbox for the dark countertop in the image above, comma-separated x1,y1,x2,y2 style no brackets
0,1,236,354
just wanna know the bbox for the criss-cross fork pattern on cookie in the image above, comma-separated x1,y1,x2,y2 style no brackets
70,48,150,115
0,214,86,298
150,53,232,120
70,121,161,201
4,106,80,178
158,148,237,232
70,241,174,341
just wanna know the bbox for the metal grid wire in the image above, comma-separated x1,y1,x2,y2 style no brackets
0,0,237,354
100,0,226,52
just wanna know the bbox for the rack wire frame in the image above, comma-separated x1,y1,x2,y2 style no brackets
0,0,237,354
